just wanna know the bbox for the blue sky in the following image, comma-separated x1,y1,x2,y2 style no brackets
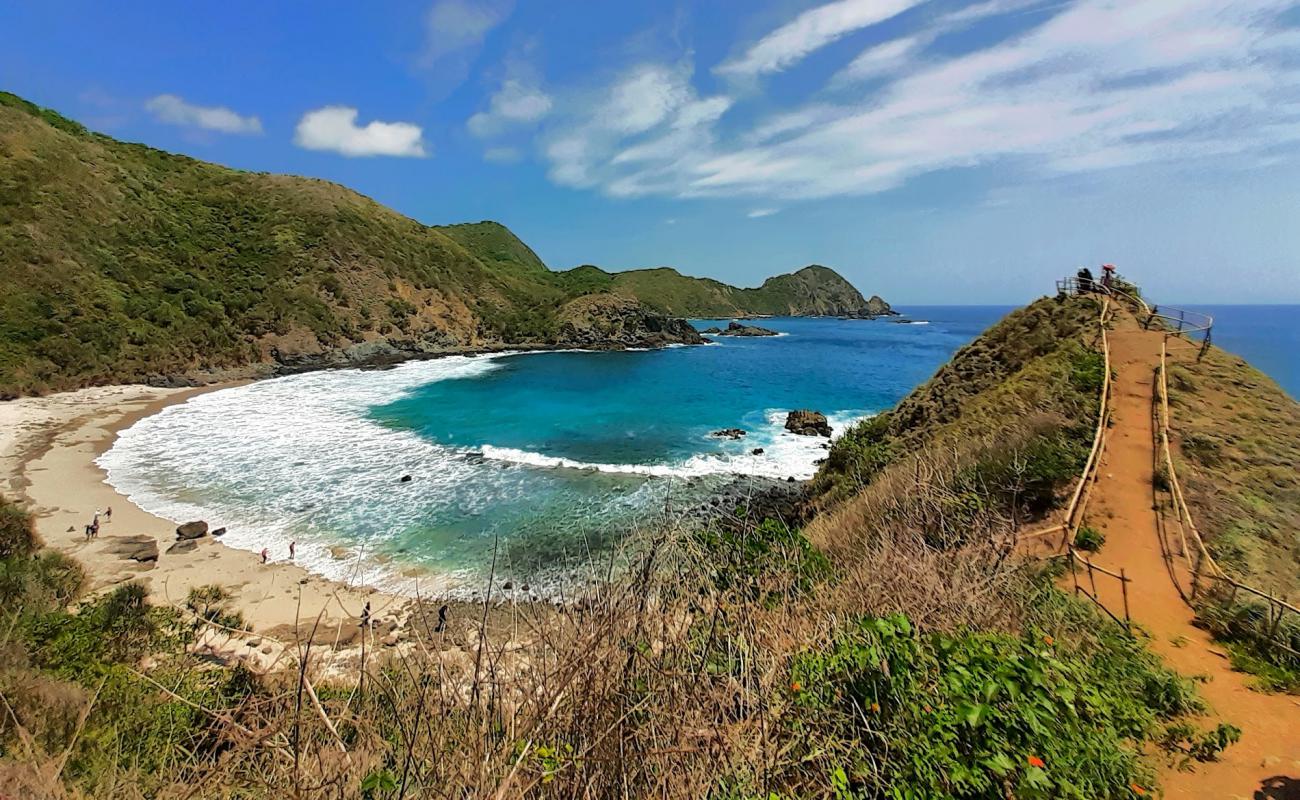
3,0,1300,303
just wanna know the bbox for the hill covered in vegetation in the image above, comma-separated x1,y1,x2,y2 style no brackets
0,91,884,397
555,263,894,318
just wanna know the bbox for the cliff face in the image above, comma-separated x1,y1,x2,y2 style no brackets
553,294,705,350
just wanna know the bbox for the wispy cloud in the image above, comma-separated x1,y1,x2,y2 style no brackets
420,0,512,66
717,0,924,77
538,0,1300,201
468,75,552,137
747,208,779,218
543,61,733,196
294,107,427,157
145,94,262,135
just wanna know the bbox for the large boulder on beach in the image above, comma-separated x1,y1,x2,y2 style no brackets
785,410,832,437
166,539,198,556
176,521,209,540
106,535,158,564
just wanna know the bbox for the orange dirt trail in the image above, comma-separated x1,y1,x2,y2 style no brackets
1083,310,1300,799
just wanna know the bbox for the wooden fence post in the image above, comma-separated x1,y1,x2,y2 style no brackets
1120,568,1130,628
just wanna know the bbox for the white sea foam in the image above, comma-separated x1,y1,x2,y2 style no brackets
480,408,867,482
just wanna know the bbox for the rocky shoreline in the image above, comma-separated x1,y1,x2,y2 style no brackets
139,298,706,390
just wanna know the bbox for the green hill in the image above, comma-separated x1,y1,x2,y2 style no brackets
556,263,893,318
0,91,884,396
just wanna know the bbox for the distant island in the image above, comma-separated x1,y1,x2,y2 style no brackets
0,92,890,397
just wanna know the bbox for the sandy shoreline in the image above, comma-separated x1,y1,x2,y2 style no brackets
1,383,415,670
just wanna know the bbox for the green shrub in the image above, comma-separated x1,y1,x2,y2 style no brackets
1075,525,1105,552
694,518,831,604
0,496,37,559
784,608,1216,798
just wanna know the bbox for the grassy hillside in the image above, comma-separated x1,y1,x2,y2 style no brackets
814,294,1104,508
556,263,892,318
0,91,884,396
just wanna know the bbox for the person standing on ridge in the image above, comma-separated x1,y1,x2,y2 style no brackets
1100,263,1116,292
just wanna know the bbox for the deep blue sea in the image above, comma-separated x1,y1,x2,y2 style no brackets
1178,305,1299,400
97,303,1293,594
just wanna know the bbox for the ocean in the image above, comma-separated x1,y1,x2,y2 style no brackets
97,303,1294,595
1179,305,1299,400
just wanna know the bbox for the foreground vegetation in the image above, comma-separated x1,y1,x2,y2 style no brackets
0,91,883,396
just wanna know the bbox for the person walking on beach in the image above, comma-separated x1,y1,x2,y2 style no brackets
104,506,112,523
90,518,99,539
289,541,296,560
260,547,269,564
84,523,93,541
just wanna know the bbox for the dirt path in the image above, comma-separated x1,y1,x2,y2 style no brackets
1084,310,1300,799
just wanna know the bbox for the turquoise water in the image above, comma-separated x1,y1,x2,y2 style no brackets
97,307,1010,594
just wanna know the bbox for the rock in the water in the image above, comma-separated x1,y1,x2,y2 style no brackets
166,539,198,555
400,474,412,483
176,520,209,540
717,321,779,337
701,326,723,334
751,447,764,455
785,410,832,437
553,294,705,349
106,535,159,564
211,526,227,537
711,428,746,440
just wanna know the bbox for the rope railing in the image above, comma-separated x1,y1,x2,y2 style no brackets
1155,341,1300,653
1018,289,1134,630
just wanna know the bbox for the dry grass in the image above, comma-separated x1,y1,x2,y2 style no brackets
1162,340,1300,603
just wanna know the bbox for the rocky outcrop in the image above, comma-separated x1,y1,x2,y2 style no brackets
176,521,209,540
712,428,746,440
715,321,779,337
106,535,159,564
167,539,199,555
701,326,723,334
864,295,897,317
553,294,704,349
785,410,832,437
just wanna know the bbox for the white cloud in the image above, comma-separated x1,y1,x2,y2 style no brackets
833,36,920,84
542,0,1300,201
468,77,552,137
294,107,427,158
718,0,925,77
748,208,779,218
540,61,734,198
421,0,512,65
145,94,262,135
601,64,694,134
